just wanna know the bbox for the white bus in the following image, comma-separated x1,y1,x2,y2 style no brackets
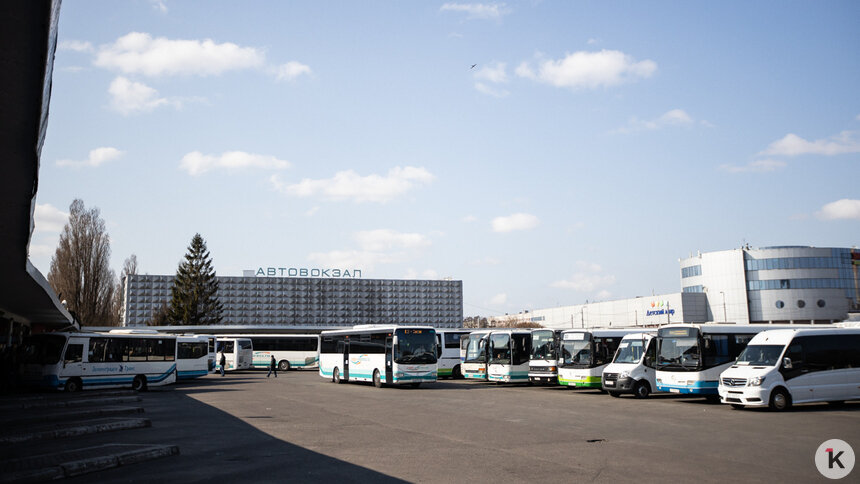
487,329,532,383
246,334,319,371
602,332,657,398
176,335,211,380
462,329,493,381
558,329,641,389
435,329,470,379
19,331,177,392
529,329,563,384
319,325,438,388
719,327,859,411
215,336,253,371
655,323,798,398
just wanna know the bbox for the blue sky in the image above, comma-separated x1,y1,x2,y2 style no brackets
30,1,860,317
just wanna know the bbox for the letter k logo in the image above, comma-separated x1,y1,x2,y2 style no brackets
827,448,845,469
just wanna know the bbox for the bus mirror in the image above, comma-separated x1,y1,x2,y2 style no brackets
393,336,399,346
782,357,792,369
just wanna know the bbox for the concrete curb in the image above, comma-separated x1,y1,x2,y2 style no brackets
0,418,152,444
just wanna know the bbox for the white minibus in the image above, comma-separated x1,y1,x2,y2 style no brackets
435,329,470,379
19,331,177,392
655,323,798,398
719,328,859,411
602,332,657,398
176,335,211,380
319,325,437,387
462,330,493,381
558,329,640,388
529,329,563,384
247,334,319,371
487,329,532,383
215,336,253,371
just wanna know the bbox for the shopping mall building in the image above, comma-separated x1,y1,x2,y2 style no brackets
494,246,859,329
121,272,463,328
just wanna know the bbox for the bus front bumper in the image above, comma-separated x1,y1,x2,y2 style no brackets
558,376,601,388
603,376,634,393
718,386,768,406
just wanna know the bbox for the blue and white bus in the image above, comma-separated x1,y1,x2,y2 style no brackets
176,335,211,380
247,334,319,371
435,329,470,379
319,325,437,388
655,323,799,397
19,330,177,392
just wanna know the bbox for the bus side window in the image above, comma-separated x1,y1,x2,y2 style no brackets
64,344,83,364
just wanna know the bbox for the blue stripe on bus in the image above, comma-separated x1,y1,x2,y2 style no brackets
66,364,177,388
177,369,209,379
656,380,719,395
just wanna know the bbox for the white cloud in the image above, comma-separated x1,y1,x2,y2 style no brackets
817,199,860,221
761,131,860,157
150,0,168,13
58,40,93,53
57,147,124,168
462,215,478,223
489,293,508,305
492,213,539,233
719,159,787,174
94,32,265,77
474,82,510,97
275,61,312,81
272,166,434,203
614,108,700,133
474,62,508,83
307,249,390,272
33,204,69,233
353,229,430,252
180,151,291,176
516,50,657,89
550,262,616,292
587,38,599,45
440,3,511,20
108,76,170,115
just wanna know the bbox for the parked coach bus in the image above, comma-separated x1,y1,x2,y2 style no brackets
529,329,563,384
246,334,319,371
558,329,640,389
462,329,493,381
319,325,438,388
215,336,253,371
487,329,532,383
655,323,799,398
20,330,177,392
176,334,211,380
436,329,470,379
719,327,859,411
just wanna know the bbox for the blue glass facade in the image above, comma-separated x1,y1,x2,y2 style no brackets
744,248,858,305
681,265,702,278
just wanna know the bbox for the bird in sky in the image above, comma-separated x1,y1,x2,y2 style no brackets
470,64,477,69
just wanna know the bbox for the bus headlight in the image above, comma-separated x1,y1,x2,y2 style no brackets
748,376,765,386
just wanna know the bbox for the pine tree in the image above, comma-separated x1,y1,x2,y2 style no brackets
168,234,224,325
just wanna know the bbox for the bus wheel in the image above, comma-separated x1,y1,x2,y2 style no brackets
278,360,290,372
452,365,462,379
633,381,651,399
65,377,82,393
373,370,383,388
608,391,621,398
132,375,148,392
333,367,341,384
769,387,792,411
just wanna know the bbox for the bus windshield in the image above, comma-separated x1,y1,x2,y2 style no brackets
613,339,646,364
531,331,555,360
657,336,700,369
21,334,66,365
736,344,784,366
395,329,437,364
217,341,235,354
561,340,591,367
465,336,487,363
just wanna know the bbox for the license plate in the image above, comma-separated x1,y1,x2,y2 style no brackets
670,388,680,393
605,381,615,386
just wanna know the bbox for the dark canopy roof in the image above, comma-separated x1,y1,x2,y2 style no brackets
0,0,75,330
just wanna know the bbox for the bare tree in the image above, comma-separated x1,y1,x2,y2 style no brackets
114,254,138,325
48,199,117,325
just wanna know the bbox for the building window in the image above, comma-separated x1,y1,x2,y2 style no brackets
681,265,702,278
775,300,784,309
797,300,805,308
683,285,704,293
817,299,826,308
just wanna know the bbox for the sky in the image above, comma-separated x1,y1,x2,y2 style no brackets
30,1,860,318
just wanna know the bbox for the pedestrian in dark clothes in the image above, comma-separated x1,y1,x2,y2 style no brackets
267,355,278,378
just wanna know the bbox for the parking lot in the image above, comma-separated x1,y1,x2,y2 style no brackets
20,370,844,483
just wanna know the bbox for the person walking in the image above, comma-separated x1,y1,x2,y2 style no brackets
267,355,278,378
219,352,226,377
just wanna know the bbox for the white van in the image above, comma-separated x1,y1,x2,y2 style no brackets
602,332,657,398
718,328,860,411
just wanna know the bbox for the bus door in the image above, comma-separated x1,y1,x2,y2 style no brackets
385,336,394,383
343,339,350,381
63,338,85,381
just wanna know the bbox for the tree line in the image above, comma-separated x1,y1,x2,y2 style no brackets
47,199,223,326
